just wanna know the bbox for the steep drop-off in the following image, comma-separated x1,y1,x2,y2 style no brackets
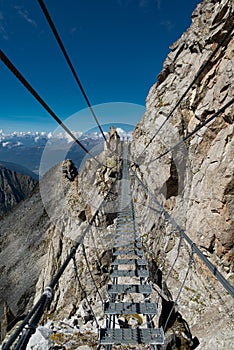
0,165,37,217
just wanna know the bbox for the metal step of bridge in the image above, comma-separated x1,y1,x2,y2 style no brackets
113,242,135,249
113,249,144,256
99,328,164,345
115,229,135,233
114,242,143,249
111,258,147,266
97,144,165,349
110,269,149,278
107,284,152,294
115,234,140,240
104,301,157,315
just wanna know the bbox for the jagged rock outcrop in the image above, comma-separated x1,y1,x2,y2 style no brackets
130,0,234,348
0,165,37,217
0,129,121,346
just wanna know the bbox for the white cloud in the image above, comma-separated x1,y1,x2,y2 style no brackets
14,6,37,27
116,127,133,140
2,142,10,148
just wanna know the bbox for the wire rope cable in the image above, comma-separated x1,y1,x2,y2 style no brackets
132,97,234,167
37,0,107,143
81,244,104,305
154,98,234,161
72,256,99,328
139,22,234,156
2,178,118,350
163,249,194,331
89,227,102,271
0,50,105,167
130,167,234,299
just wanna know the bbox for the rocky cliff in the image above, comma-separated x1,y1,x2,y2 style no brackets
0,165,37,217
130,0,234,348
0,135,121,345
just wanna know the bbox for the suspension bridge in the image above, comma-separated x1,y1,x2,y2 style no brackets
0,0,234,348
98,143,164,348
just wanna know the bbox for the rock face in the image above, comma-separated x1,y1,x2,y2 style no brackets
130,0,234,348
0,165,37,217
0,141,121,345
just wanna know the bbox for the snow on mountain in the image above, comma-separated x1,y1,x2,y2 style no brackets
0,127,133,175
116,128,132,140
0,127,132,148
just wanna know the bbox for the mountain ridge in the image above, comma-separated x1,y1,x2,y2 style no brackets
0,165,38,217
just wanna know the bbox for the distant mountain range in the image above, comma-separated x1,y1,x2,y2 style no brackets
0,126,133,176
0,161,39,180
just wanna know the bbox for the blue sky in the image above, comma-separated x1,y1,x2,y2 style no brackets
0,0,200,133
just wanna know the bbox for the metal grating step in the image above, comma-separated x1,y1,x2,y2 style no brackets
114,243,135,249
114,238,135,244
114,240,141,246
99,328,164,345
104,302,157,315
111,258,147,266
113,249,144,256
117,220,133,223
110,269,149,278
115,232,136,237
107,284,152,294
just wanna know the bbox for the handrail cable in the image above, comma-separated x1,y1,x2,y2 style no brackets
163,236,183,287
132,97,234,166
89,226,102,271
139,22,234,156
72,256,99,327
1,295,49,350
130,167,234,299
13,291,52,350
155,233,183,305
0,50,104,167
2,177,118,350
81,244,104,304
37,0,107,143
163,248,194,331
154,97,234,161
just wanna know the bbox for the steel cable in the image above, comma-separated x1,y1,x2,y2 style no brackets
132,97,234,168
72,256,99,328
2,178,118,349
130,167,234,299
81,244,104,304
37,0,107,143
154,97,234,161
139,22,234,156
163,248,194,331
0,50,104,167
